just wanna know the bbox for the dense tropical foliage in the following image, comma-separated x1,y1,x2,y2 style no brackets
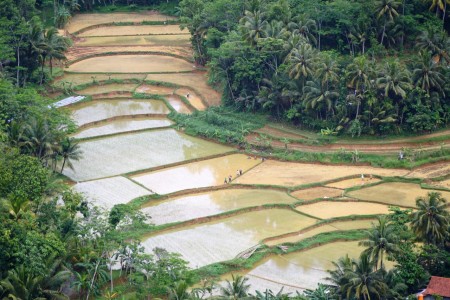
179,0,449,136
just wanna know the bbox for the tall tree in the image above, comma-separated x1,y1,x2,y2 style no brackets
410,192,449,245
359,216,398,270
413,51,446,96
59,137,82,173
220,274,251,300
375,0,401,45
240,10,268,46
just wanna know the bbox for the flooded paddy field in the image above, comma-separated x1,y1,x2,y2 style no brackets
326,177,382,189
74,176,152,209
76,35,190,47
233,241,365,293
53,73,146,87
68,99,170,126
234,160,409,187
347,182,450,207
141,209,317,268
73,117,172,139
291,187,344,200
130,154,260,194
296,201,391,219
63,129,232,181
75,83,139,95
165,95,191,113
66,55,195,73
265,219,375,246
141,189,296,225
79,25,186,37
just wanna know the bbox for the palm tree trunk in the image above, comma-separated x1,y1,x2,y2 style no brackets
443,1,447,25
61,157,66,172
381,19,386,45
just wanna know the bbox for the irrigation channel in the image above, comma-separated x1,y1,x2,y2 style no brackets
56,11,450,294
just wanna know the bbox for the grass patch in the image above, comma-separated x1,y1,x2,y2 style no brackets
170,107,266,145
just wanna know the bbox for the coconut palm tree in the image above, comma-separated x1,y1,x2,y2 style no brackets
240,10,268,46
326,254,353,298
168,280,190,300
220,274,251,300
315,53,339,89
44,27,70,75
343,252,389,300
416,30,450,65
413,51,446,96
287,43,315,85
424,0,450,22
346,56,374,119
288,15,317,45
22,118,58,161
410,192,450,245
263,20,289,40
303,80,338,115
59,137,82,173
359,216,398,270
376,60,411,99
1,196,30,220
375,0,401,45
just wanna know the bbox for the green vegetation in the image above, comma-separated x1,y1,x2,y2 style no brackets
179,0,449,136
170,106,266,144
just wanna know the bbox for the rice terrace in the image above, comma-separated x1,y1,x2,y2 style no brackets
1,0,449,299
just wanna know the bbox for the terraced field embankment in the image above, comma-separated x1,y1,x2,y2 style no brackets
55,12,450,294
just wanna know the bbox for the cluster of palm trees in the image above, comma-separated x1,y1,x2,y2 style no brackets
7,118,82,173
326,192,450,299
28,18,71,84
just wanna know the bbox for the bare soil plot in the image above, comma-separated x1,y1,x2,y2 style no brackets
68,99,170,126
66,55,195,73
75,35,190,47
291,187,344,200
406,162,450,179
146,73,221,106
296,201,391,219
65,46,192,63
79,25,186,37
62,129,233,181
130,154,261,195
240,241,365,293
326,178,382,189
429,179,450,190
347,182,450,207
141,209,317,268
76,83,138,95
265,219,375,246
165,95,191,113
141,189,296,225
135,84,175,94
234,160,409,187
175,87,207,110
73,176,152,209
72,117,173,139
66,12,176,34
53,73,146,87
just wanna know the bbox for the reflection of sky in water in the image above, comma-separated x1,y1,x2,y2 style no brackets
71,99,169,126
141,209,316,268
73,118,172,139
141,189,295,225
132,154,261,194
63,129,231,181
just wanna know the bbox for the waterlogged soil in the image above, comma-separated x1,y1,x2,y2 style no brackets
66,55,195,73
130,154,261,194
265,219,375,246
62,129,233,181
237,241,365,293
291,187,344,200
141,209,317,268
73,117,173,139
75,34,190,47
234,160,409,187
68,99,170,126
76,83,139,95
347,182,450,207
175,88,206,110
165,95,191,113
135,84,176,94
405,162,450,179
79,25,186,37
326,178,382,189
297,201,391,219
53,73,146,87
145,73,221,106
66,12,176,33
141,189,296,225
74,176,152,208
